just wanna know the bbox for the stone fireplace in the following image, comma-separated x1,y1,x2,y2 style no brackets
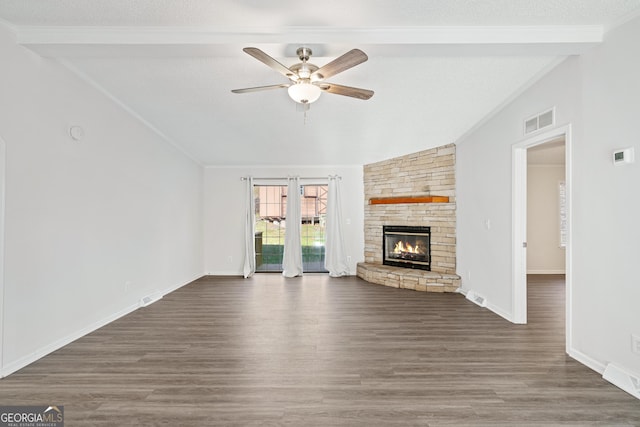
357,144,460,293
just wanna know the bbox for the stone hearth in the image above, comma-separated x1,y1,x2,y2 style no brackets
357,262,460,292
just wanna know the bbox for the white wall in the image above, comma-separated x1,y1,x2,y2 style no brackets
457,16,640,382
573,16,640,379
0,23,204,375
204,166,364,275
527,165,566,274
457,55,580,316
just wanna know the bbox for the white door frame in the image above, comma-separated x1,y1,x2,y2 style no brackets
512,124,572,345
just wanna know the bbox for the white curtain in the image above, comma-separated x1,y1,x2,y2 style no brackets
242,177,256,278
282,176,303,277
325,176,349,277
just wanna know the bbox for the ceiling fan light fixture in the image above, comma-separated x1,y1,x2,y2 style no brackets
288,82,321,104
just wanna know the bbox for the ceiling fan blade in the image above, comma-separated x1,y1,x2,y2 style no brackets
231,83,290,94
318,83,374,100
242,47,298,81
311,49,368,80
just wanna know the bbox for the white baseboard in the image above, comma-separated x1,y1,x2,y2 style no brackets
207,270,243,276
460,288,515,323
603,363,640,400
1,301,140,378
0,273,204,379
527,269,566,274
486,302,514,323
205,271,357,277
568,347,606,374
465,289,487,307
567,337,640,401
163,273,204,294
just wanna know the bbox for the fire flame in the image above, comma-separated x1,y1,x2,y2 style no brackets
393,241,421,254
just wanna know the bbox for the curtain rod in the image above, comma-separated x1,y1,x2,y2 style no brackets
240,176,341,181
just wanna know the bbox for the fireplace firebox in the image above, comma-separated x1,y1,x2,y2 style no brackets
383,225,431,271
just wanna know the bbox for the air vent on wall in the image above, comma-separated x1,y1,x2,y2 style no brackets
465,290,487,308
603,363,640,399
524,108,555,135
139,291,163,308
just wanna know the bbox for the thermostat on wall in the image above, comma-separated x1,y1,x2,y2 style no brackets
613,147,634,165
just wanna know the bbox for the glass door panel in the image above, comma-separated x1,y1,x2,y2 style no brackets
253,184,328,273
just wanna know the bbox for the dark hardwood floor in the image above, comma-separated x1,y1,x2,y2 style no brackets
1,274,639,426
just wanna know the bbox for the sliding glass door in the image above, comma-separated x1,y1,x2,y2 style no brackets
300,185,327,272
254,184,327,273
254,185,285,272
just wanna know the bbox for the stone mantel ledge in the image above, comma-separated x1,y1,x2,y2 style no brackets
357,262,461,293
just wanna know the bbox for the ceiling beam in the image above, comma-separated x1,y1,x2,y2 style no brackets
14,25,603,58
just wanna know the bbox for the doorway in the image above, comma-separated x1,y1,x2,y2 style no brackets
512,125,572,353
527,138,566,275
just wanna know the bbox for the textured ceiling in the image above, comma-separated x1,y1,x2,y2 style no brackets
1,1,639,166
2,0,639,27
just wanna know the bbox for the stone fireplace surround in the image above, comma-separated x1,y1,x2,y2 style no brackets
357,144,460,293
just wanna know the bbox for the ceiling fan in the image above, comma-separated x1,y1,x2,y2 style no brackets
231,47,374,105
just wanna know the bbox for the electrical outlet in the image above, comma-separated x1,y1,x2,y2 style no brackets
632,334,640,355
124,281,131,293
467,271,471,280
347,256,352,263
227,256,233,263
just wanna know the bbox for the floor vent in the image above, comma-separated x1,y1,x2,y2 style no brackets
524,108,555,135
139,291,163,308
465,290,487,308
603,363,640,400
